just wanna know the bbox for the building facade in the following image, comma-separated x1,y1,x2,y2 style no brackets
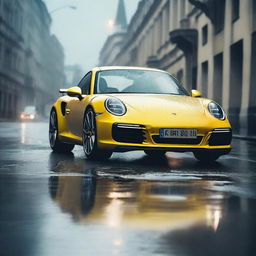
64,65,83,86
99,0,256,136
0,0,65,119
99,0,128,67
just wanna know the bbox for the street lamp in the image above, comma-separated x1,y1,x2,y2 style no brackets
107,18,115,34
50,5,77,14
107,19,115,28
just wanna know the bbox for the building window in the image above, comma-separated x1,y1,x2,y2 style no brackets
166,2,170,35
158,13,163,46
176,69,184,85
4,48,11,69
179,0,186,20
0,43,2,65
202,25,208,45
0,90,2,114
232,0,240,22
215,0,226,34
192,66,197,89
253,0,256,31
130,47,138,64
249,32,256,134
201,61,208,97
4,3,13,28
12,52,18,71
213,53,223,104
229,40,243,131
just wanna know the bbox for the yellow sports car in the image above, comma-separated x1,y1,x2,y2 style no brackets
49,66,232,161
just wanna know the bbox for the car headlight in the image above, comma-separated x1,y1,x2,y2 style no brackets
208,101,226,120
105,97,126,116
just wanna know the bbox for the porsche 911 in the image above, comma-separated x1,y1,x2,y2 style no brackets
49,66,232,161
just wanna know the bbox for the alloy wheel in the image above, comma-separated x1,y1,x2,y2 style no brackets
83,109,96,155
49,110,57,148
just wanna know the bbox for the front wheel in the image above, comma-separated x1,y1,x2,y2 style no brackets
49,109,74,153
193,151,221,162
82,108,112,160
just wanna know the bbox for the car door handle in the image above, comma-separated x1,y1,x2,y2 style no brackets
66,108,71,115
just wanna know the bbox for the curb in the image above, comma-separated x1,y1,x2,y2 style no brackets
0,119,17,122
233,135,256,142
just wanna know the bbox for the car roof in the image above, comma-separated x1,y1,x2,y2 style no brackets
92,66,168,74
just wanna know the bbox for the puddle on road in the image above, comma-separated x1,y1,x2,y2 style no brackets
1,149,255,256
96,168,233,183
1,123,256,255
48,156,237,232
47,159,256,256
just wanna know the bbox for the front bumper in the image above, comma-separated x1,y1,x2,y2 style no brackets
96,114,232,154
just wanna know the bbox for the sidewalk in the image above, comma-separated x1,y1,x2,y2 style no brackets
0,118,16,122
233,134,256,142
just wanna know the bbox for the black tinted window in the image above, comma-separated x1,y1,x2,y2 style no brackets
78,72,92,95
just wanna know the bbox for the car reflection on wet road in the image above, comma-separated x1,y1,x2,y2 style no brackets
0,122,256,256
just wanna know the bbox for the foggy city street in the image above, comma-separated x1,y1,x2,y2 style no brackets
1,0,256,256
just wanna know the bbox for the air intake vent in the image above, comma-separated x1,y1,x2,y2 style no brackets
152,136,203,145
209,129,232,146
112,123,146,144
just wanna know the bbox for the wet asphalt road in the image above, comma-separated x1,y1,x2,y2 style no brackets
0,122,256,256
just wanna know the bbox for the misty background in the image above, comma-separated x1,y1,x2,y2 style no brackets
44,0,140,71
0,0,255,138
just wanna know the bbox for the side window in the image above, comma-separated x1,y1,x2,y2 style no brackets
78,72,92,95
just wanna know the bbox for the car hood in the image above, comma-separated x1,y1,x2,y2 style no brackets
110,94,209,126
115,94,204,113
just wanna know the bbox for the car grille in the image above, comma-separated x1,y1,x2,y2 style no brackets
152,135,203,145
112,123,146,144
208,128,232,146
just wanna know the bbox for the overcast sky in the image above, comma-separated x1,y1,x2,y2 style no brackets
44,0,140,72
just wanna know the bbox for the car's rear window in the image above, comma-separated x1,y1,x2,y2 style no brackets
24,106,36,113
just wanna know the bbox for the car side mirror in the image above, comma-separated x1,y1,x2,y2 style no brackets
191,89,201,97
59,86,83,99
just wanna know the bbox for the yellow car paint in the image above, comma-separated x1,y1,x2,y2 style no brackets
51,66,232,154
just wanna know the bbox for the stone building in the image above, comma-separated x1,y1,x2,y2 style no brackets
64,65,83,87
0,0,65,119
99,0,256,136
99,0,128,68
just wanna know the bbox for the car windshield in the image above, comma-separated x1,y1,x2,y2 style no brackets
95,69,189,95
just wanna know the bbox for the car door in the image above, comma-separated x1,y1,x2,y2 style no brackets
66,72,92,138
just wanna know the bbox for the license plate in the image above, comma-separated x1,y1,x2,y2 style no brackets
159,129,197,138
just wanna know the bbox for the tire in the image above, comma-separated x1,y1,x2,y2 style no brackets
49,109,75,153
144,150,166,158
193,151,221,162
82,107,112,160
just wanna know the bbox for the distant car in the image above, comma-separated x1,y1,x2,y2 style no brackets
49,66,232,161
20,106,37,121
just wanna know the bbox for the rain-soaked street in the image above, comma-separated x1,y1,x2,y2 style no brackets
0,122,256,256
